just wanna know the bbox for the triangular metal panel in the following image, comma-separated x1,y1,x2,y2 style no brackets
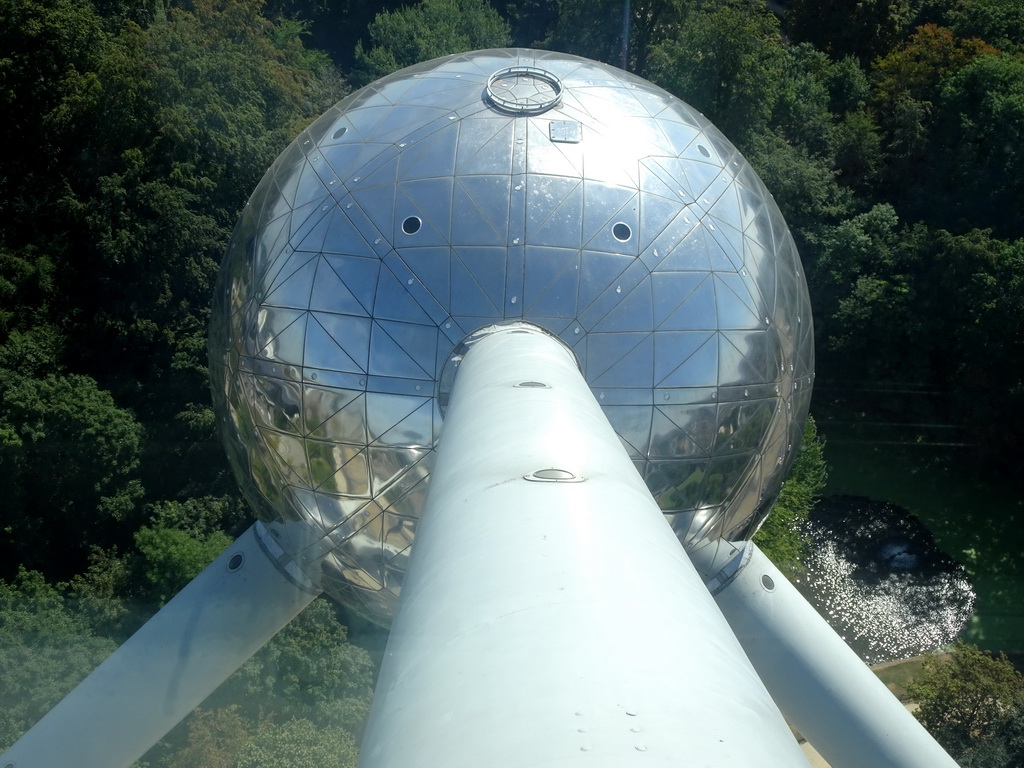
699,222,738,273
701,453,755,507
373,262,435,325
251,375,303,435
263,252,318,309
288,197,333,245
451,247,506,318
592,275,652,333
659,224,713,272
294,159,333,211
383,513,416,566
638,190,687,255
314,255,379,317
647,458,707,512
526,118,584,178
718,331,764,387
659,118,703,155
256,308,307,364
714,273,765,330
587,332,654,388
380,469,430,520
349,183,398,246
258,427,312,487
306,440,370,496
352,151,400,193
646,156,699,203
744,235,776,319
652,272,708,328
578,254,646,326
603,405,653,460
452,177,510,247
655,331,718,388
582,181,637,244
259,241,303,296
655,274,717,331
653,331,716,387
368,445,430,496
373,105,451,143
709,221,745,273
304,312,370,373
523,246,581,318
368,320,437,380
316,495,375,532
370,397,434,449
713,400,774,457
392,185,450,248
345,105,394,141
304,387,367,443
381,250,449,326
252,215,292,291
639,158,687,201
650,408,709,459
525,175,583,243
397,123,460,181
639,208,701,272
399,177,454,242
455,117,515,175
397,246,450,310
656,401,717,455
321,141,397,186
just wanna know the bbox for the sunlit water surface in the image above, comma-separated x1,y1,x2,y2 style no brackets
796,495,976,665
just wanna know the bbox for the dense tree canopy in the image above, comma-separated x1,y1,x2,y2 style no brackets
908,641,1024,761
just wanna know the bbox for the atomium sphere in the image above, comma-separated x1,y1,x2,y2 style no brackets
209,48,814,622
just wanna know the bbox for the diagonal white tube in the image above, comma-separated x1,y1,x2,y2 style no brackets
359,324,809,768
1,523,318,768
692,541,960,768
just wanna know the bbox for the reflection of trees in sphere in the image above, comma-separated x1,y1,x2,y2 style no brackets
209,49,814,622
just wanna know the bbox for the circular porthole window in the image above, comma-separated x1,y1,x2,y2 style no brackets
402,216,422,235
332,126,347,139
613,222,632,242
228,553,245,572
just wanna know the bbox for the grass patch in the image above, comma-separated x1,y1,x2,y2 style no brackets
873,655,950,701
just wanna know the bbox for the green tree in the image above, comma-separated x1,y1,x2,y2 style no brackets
930,53,1024,237
946,0,1024,53
147,495,250,539
908,641,1024,755
546,0,687,74
352,0,511,87
647,1,786,144
958,703,1024,768
223,597,376,734
744,129,854,243
786,0,918,64
133,524,232,606
753,416,826,577
0,568,116,749
0,373,144,579
805,205,932,381
233,718,357,768
159,706,254,768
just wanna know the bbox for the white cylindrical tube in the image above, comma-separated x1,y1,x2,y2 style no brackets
359,324,809,768
1,524,318,768
694,541,959,768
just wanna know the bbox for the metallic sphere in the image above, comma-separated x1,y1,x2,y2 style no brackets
209,48,814,621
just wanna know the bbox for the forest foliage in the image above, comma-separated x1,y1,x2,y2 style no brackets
2,0,1023,762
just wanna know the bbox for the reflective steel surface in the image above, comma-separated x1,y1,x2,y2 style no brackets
209,48,815,621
